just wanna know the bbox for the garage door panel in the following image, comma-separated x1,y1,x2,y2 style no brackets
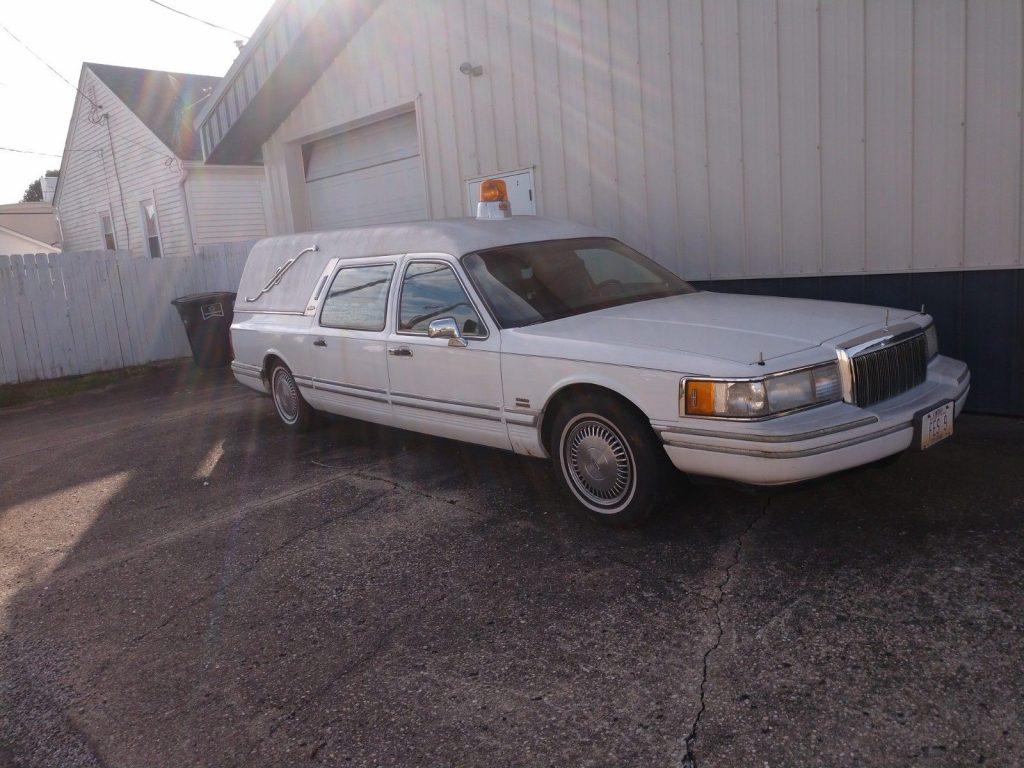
305,111,426,231
306,112,420,182
307,156,427,230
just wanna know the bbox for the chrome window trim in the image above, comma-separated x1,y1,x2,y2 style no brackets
679,360,843,421
395,258,490,340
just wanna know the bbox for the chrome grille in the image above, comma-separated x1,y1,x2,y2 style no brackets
851,333,927,406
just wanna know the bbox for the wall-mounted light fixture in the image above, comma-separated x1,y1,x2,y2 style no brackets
459,62,484,77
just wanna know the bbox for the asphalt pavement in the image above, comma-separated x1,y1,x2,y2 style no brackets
0,365,1021,767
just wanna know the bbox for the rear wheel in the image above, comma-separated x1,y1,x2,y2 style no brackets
550,393,667,527
270,363,315,431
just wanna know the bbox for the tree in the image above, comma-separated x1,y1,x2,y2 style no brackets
21,169,60,203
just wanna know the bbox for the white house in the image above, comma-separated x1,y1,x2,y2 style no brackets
0,201,61,252
194,0,1024,415
0,224,60,256
54,63,270,260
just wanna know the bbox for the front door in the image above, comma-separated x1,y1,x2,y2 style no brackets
309,260,395,426
386,257,509,449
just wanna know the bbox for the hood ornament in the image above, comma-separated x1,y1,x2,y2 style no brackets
756,351,766,366
882,308,890,331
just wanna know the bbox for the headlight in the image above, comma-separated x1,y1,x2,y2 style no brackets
681,363,841,418
924,324,939,360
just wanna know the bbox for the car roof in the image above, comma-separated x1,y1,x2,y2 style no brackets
236,216,611,314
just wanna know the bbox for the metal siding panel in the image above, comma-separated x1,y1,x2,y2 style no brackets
639,0,680,266
466,0,499,177
556,0,594,226
908,270,962,358
963,0,1022,269
778,0,822,276
445,0,479,182
703,0,745,277
508,0,542,177
531,0,570,219
820,0,866,274
739,0,782,277
865,0,913,271
608,0,650,254
913,0,966,270
962,269,1016,412
669,0,711,279
484,0,520,175
582,0,622,238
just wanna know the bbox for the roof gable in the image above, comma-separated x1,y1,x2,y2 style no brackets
86,63,220,160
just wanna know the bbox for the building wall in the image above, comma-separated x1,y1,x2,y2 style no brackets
262,0,1024,281
0,203,61,247
55,67,192,258
184,165,269,246
259,0,1024,413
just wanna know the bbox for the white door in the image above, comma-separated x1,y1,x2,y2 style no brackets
466,169,535,215
386,257,509,449
308,260,396,426
305,111,427,230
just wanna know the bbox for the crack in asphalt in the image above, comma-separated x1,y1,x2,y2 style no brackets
679,497,771,768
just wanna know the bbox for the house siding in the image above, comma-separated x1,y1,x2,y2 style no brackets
55,68,192,259
184,166,269,245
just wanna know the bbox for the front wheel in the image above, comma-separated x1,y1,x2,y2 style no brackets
550,393,667,527
270,363,316,431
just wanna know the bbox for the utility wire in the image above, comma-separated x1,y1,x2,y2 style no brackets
0,146,63,158
145,0,250,39
0,22,102,108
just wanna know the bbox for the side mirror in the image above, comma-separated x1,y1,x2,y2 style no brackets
427,317,468,347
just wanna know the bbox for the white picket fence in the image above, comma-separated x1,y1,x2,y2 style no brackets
0,246,252,386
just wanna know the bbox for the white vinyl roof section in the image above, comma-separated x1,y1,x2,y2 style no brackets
237,216,609,313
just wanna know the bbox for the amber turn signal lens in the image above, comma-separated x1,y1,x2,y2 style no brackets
480,178,508,202
684,380,716,416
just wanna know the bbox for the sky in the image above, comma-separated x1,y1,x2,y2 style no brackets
0,0,276,204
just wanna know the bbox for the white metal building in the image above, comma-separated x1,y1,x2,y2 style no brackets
196,0,1024,414
55,64,270,259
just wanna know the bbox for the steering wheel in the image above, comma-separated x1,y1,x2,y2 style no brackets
593,279,625,300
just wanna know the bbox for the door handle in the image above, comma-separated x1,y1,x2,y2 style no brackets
388,347,413,357
313,338,327,347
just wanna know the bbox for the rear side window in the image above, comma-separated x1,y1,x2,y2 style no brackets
398,262,485,337
320,264,395,331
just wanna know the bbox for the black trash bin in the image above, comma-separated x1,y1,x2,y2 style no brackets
171,291,237,368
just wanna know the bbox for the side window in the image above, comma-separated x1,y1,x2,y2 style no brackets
99,212,116,250
139,200,162,258
320,263,395,331
399,262,485,337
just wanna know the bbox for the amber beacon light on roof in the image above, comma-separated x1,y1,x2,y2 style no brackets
476,179,512,220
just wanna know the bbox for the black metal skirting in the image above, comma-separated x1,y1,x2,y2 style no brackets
692,268,1024,416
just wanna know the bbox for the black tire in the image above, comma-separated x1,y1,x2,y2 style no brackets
549,392,667,527
269,363,316,431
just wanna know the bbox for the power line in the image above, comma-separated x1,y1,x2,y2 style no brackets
0,146,63,158
145,0,250,39
0,22,102,108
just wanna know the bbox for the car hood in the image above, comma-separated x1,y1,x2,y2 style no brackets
509,291,920,365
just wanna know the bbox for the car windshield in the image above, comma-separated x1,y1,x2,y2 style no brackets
461,237,695,328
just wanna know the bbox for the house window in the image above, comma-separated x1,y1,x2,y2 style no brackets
139,200,162,258
99,212,116,250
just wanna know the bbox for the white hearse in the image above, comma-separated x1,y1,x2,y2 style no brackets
231,181,970,526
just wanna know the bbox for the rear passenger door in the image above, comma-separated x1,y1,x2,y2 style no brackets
309,260,395,426
386,256,509,449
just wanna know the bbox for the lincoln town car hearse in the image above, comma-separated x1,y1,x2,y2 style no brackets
231,180,970,526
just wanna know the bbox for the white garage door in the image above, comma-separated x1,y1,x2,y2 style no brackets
304,111,427,231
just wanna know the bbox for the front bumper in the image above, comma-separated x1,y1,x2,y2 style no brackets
655,355,970,486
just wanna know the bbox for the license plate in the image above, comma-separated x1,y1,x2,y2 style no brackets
917,401,954,450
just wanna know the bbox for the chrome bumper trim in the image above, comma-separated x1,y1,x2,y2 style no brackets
666,422,911,460
655,415,878,444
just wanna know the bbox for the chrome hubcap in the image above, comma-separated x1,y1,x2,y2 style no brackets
563,417,633,508
273,369,298,423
